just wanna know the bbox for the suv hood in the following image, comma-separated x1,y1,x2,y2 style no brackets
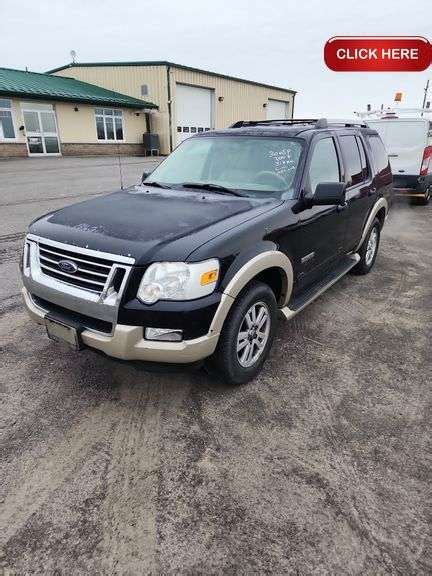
29,185,282,265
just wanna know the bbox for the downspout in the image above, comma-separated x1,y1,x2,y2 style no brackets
145,112,151,133
166,64,173,152
291,92,296,118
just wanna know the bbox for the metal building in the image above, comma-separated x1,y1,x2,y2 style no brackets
48,61,296,155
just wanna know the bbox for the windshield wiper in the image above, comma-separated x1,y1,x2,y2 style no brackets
180,182,244,197
144,181,172,189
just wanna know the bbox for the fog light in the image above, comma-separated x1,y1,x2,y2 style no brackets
145,327,183,342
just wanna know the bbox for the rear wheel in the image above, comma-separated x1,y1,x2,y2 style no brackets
206,281,277,385
351,218,381,275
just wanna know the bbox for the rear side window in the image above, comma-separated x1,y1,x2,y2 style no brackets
356,136,369,180
368,135,389,173
340,135,363,186
308,137,340,194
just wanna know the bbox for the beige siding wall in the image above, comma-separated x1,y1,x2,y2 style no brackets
52,65,294,154
170,67,294,130
53,66,169,152
55,102,146,144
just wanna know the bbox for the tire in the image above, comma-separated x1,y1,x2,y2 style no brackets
351,218,381,275
206,281,278,385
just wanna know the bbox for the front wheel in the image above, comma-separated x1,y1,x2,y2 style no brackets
350,218,381,275
206,281,277,385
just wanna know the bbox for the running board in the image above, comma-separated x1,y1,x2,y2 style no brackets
281,254,360,320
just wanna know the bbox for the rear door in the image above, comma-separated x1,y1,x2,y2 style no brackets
367,119,428,176
337,132,375,251
366,133,393,211
297,133,347,290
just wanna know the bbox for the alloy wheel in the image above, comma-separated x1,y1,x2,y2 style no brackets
365,227,378,266
236,301,271,368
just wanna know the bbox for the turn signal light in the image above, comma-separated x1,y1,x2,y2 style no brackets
200,269,218,286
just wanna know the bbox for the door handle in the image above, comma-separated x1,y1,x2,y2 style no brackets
337,202,348,212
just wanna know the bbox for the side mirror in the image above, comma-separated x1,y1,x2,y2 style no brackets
141,170,153,183
310,182,346,206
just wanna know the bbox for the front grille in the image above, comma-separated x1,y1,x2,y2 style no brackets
38,242,114,294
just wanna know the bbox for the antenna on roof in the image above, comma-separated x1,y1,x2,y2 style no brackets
70,50,77,64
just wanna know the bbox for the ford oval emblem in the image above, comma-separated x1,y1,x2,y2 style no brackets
58,259,78,274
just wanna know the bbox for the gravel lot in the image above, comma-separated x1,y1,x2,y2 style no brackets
0,157,431,575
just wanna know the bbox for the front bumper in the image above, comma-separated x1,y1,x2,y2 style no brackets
23,287,219,363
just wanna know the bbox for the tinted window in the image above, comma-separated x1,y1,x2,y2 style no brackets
308,138,340,194
369,135,389,173
340,135,363,186
356,136,368,179
95,108,124,142
0,110,15,138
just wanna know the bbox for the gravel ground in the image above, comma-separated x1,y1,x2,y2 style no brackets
0,157,431,575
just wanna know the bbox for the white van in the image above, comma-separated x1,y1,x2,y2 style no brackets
366,117,432,205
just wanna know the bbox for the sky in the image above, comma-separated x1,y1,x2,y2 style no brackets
1,0,430,118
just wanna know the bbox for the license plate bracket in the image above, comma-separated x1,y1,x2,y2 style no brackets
45,314,83,351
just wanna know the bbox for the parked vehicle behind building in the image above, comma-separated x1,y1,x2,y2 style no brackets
21,118,392,384
366,111,432,205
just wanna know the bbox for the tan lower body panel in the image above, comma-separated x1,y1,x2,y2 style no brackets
355,197,388,252
394,192,426,197
22,288,219,363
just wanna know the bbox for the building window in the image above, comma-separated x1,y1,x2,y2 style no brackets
95,108,124,141
0,99,15,139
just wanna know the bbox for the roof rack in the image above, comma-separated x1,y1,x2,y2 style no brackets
229,118,367,129
230,118,324,128
355,107,432,119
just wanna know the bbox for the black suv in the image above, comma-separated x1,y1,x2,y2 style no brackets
21,118,392,384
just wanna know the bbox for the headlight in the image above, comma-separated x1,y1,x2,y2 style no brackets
137,259,219,304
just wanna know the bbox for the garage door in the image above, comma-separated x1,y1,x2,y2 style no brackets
175,84,213,146
266,99,289,120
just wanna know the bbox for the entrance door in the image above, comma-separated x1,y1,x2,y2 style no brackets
21,103,60,156
175,84,213,146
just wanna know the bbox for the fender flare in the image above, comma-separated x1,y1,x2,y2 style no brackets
209,250,294,336
355,197,388,252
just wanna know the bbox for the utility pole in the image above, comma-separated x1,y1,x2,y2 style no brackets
421,79,429,116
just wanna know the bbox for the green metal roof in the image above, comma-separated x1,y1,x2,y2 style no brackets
0,67,157,109
47,61,296,95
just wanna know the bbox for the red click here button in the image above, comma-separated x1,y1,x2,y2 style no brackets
324,36,431,72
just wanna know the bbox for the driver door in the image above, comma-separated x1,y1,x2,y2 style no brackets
297,134,347,291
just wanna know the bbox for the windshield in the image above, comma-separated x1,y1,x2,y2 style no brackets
144,136,303,198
